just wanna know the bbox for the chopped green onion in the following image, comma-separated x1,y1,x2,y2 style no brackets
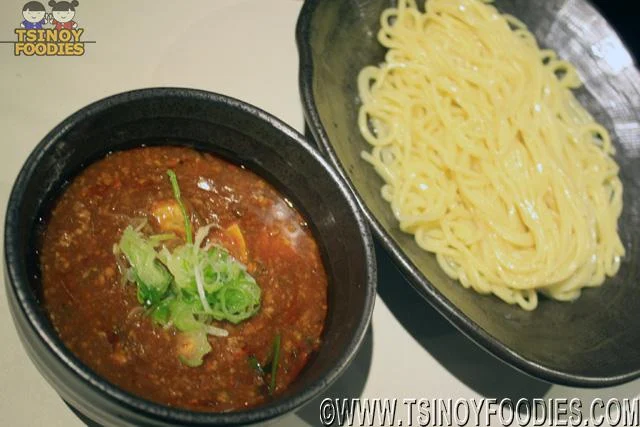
269,333,281,395
248,355,265,377
162,242,261,323
167,169,193,244
194,236,214,314
159,244,196,291
118,226,172,307
170,299,205,332
204,324,229,337
150,296,173,325
117,228,261,365
115,172,262,367
193,224,214,252
148,233,177,246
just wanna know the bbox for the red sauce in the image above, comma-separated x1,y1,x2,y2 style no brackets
39,146,328,411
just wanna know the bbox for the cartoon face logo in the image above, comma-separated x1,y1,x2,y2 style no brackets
21,1,47,29
14,0,87,57
49,0,79,29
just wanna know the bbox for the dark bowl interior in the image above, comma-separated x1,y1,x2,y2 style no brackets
4,88,376,426
297,0,640,386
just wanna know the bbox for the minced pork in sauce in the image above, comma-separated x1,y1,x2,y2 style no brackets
40,146,328,411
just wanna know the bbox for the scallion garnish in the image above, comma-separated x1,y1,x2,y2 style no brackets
248,355,265,377
167,169,193,244
269,333,281,395
116,170,262,367
118,226,172,307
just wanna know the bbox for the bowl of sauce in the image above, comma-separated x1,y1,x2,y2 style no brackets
4,88,376,426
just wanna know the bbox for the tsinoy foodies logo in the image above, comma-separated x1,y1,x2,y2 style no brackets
8,1,94,56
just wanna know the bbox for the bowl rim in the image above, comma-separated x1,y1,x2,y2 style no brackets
295,0,640,388
4,87,377,425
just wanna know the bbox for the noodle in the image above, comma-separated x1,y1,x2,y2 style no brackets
357,0,625,310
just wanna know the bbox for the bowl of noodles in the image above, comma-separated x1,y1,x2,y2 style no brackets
297,0,640,386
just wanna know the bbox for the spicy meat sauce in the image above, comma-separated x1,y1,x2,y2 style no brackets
39,146,328,411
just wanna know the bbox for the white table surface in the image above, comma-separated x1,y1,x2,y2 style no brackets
0,1,638,426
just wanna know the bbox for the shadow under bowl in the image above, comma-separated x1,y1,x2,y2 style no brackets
4,88,377,426
297,0,640,387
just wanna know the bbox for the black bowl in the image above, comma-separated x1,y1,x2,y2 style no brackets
297,0,640,387
4,88,376,426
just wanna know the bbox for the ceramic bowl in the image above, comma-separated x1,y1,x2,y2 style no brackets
4,88,376,425
297,0,640,386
